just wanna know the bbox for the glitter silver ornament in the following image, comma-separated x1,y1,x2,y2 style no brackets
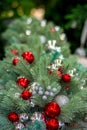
44,91,49,96
59,33,66,40
26,30,31,35
41,20,46,27
50,92,54,97
38,90,43,95
52,88,57,92
39,87,43,90
55,26,60,31
55,95,69,107
47,86,51,90
31,82,39,91
20,113,28,122
33,91,36,95
27,17,32,24
15,122,24,130
39,35,46,44
42,95,47,100
30,112,44,122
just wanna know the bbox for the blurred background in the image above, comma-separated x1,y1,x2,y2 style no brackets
0,0,87,61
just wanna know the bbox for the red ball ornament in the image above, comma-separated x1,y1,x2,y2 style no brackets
12,57,19,65
22,51,34,64
17,77,29,88
8,112,19,122
58,67,63,72
46,118,59,130
50,28,55,32
11,49,19,55
44,102,61,118
20,90,32,100
62,74,71,82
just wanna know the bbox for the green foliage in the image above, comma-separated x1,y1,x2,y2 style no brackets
60,89,87,122
28,121,46,130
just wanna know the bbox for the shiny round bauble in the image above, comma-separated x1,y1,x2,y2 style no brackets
12,57,19,65
20,90,32,100
62,74,71,82
55,95,69,107
44,101,61,118
46,118,59,130
22,51,34,64
17,77,29,88
8,112,19,122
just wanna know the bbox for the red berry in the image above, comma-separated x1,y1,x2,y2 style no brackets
22,51,34,64
62,74,71,82
12,57,19,65
21,90,32,100
8,112,19,122
44,102,61,118
46,118,59,130
17,77,29,88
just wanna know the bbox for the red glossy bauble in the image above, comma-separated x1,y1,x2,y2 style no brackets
8,112,19,122
46,118,59,130
58,67,63,72
22,51,34,64
11,49,19,55
44,102,61,118
12,57,19,65
50,28,55,32
21,90,32,100
17,77,29,88
62,74,71,82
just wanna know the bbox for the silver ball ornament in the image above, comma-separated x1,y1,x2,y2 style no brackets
47,86,51,90
52,88,57,92
42,95,47,100
55,95,69,107
38,90,43,95
44,91,49,96
50,92,54,97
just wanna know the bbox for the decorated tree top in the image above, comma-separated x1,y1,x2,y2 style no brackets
2,16,70,58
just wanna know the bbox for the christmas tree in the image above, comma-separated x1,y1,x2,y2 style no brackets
0,32,87,130
0,16,87,130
